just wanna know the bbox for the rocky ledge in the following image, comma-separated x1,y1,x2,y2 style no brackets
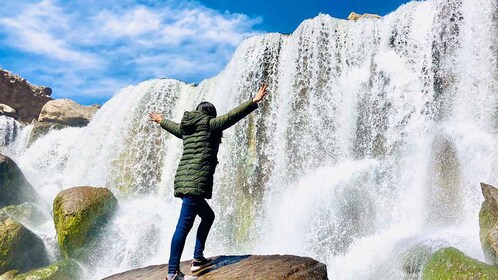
103,255,328,280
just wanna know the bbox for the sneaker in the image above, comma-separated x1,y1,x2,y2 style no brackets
190,257,213,273
166,271,185,280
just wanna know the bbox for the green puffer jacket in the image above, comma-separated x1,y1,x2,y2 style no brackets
160,99,258,199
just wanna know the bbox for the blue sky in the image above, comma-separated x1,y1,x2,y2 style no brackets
0,0,413,105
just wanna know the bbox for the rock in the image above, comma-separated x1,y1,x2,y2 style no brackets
422,247,498,279
401,244,433,278
38,99,99,127
0,259,83,280
0,105,17,120
53,186,118,259
0,211,49,275
479,182,498,265
2,203,49,227
103,255,328,280
28,120,69,145
347,12,382,21
0,70,52,122
0,154,40,207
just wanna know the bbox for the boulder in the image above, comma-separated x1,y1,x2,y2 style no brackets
2,203,49,227
479,182,498,265
38,99,99,127
0,105,17,120
0,70,52,122
0,154,40,207
0,259,83,280
53,186,118,258
28,121,69,145
347,12,382,21
102,255,328,280
0,211,49,275
422,247,498,279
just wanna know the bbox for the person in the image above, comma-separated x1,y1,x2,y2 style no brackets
149,84,268,280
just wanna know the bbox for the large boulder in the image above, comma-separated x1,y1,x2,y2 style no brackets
38,99,99,127
0,105,17,120
479,182,498,265
0,70,52,122
0,211,49,275
422,247,498,279
0,259,83,280
0,154,40,207
347,12,382,21
103,255,328,280
53,186,118,258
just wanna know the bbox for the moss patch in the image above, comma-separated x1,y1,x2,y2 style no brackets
1,259,83,280
422,247,498,280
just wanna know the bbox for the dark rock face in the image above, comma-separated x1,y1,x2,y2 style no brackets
103,255,328,280
479,182,498,265
53,186,118,259
0,154,40,208
0,211,49,275
0,70,52,122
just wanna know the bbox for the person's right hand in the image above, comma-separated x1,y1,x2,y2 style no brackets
253,84,268,103
148,112,163,124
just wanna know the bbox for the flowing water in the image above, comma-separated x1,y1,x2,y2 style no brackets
1,0,498,278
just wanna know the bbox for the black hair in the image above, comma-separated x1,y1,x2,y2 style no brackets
196,101,222,142
196,101,217,117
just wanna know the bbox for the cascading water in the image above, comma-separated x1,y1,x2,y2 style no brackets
1,0,497,278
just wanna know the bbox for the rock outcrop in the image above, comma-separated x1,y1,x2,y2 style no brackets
38,99,99,127
479,182,498,265
0,259,83,280
422,247,498,279
347,12,382,21
53,186,118,258
0,70,52,122
0,104,17,120
0,211,49,275
0,154,40,207
103,255,328,280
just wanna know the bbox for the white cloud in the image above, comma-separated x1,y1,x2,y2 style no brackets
0,0,263,102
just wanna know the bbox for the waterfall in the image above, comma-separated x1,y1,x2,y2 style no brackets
2,0,498,278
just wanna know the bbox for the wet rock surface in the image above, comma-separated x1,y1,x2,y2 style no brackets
103,255,328,280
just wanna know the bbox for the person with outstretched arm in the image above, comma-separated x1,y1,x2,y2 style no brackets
149,84,268,280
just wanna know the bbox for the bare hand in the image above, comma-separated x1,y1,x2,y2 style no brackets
148,112,163,124
253,83,268,103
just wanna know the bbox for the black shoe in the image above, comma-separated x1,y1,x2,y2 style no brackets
166,271,184,280
190,257,213,273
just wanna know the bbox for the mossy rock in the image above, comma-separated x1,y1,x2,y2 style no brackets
422,247,498,279
2,203,49,227
53,186,118,259
479,182,498,265
0,259,83,280
0,154,40,208
0,211,49,275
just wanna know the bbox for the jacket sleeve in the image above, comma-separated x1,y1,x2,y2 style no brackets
160,119,183,139
209,99,259,131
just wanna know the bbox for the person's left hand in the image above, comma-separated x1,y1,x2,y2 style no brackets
148,112,163,124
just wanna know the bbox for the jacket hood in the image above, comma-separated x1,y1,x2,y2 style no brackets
180,110,210,134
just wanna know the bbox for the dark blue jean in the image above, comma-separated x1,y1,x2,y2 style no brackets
168,195,215,274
